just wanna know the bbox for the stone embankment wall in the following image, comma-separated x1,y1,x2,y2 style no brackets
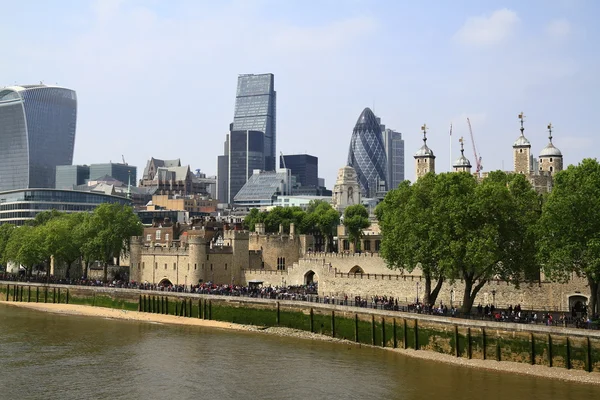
2,282,599,373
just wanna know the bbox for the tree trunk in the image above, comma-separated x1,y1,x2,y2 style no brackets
588,276,599,316
429,277,444,306
461,277,487,314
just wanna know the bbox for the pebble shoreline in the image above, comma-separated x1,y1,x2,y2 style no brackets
4,301,600,386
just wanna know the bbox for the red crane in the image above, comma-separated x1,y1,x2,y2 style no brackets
466,118,483,173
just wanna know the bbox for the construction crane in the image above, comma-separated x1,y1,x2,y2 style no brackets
466,118,483,173
280,151,286,169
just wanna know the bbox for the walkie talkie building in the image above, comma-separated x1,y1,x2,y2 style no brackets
347,107,388,197
0,85,77,191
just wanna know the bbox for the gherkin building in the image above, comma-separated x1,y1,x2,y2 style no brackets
347,107,387,197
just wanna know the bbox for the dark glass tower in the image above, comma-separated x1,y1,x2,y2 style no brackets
347,108,388,197
0,85,77,191
232,74,276,171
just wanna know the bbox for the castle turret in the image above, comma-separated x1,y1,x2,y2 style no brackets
538,123,563,176
414,123,435,180
513,112,532,175
453,137,472,173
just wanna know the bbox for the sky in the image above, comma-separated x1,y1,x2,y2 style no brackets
1,0,598,186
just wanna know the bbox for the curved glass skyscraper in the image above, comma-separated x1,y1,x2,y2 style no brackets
0,85,77,191
347,108,387,197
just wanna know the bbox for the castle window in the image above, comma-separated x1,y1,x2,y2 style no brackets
156,230,161,240
146,234,151,241
277,257,286,270
375,240,381,251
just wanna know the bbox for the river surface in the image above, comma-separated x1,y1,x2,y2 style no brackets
0,304,597,400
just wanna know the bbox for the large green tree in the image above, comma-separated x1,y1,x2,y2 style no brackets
304,200,340,252
343,204,370,252
86,204,143,281
376,173,445,305
537,158,600,315
434,171,540,313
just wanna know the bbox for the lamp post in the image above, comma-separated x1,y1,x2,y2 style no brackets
416,282,419,304
492,289,496,307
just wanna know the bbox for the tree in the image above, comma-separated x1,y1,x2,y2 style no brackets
376,174,445,305
537,158,600,315
433,171,539,313
87,204,143,282
4,225,46,276
343,204,370,252
43,213,86,279
304,200,340,252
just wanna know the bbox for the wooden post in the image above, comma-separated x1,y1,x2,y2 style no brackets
371,315,376,346
454,325,459,357
496,338,501,362
547,334,553,367
331,311,336,338
587,337,592,373
414,319,419,350
403,319,408,349
393,318,397,348
482,328,487,360
276,302,280,325
530,333,535,365
467,328,472,359
566,337,571,370
310,308,314,333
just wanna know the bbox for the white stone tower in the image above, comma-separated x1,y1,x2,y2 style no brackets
453,137,472,173
513,112,532,175
414,123,435,180
538,123,563,176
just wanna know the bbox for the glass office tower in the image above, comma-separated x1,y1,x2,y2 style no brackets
0,85,77,191
232,74,276,171
347,108,388,197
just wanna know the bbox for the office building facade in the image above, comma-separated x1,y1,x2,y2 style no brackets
279,154,318,188
89,163,137,184
0,85,77,191
228,130,265,204
55,165,90,189
232,74,276,170
347,108,388,197
383,129,405,190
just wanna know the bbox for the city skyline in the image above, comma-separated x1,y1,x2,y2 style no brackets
0,1,598,187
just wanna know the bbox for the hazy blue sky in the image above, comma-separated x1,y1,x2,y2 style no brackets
1,0,598,185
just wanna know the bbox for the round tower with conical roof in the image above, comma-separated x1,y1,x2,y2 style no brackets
513,112,532,174
453,137,472,173
538,123,563,176
414,124,435,180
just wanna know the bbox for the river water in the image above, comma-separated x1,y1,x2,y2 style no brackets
0,304,597,400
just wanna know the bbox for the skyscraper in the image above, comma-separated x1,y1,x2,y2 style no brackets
279,154,318,187
232,74,276,171
0,85,77,190
228,130,265,204
383,128,405,190
347,108,388,197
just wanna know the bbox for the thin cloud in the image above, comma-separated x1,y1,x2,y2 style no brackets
454,9,519,46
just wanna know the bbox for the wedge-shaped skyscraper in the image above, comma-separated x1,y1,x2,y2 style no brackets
347,108,387,197
0,85,77,190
